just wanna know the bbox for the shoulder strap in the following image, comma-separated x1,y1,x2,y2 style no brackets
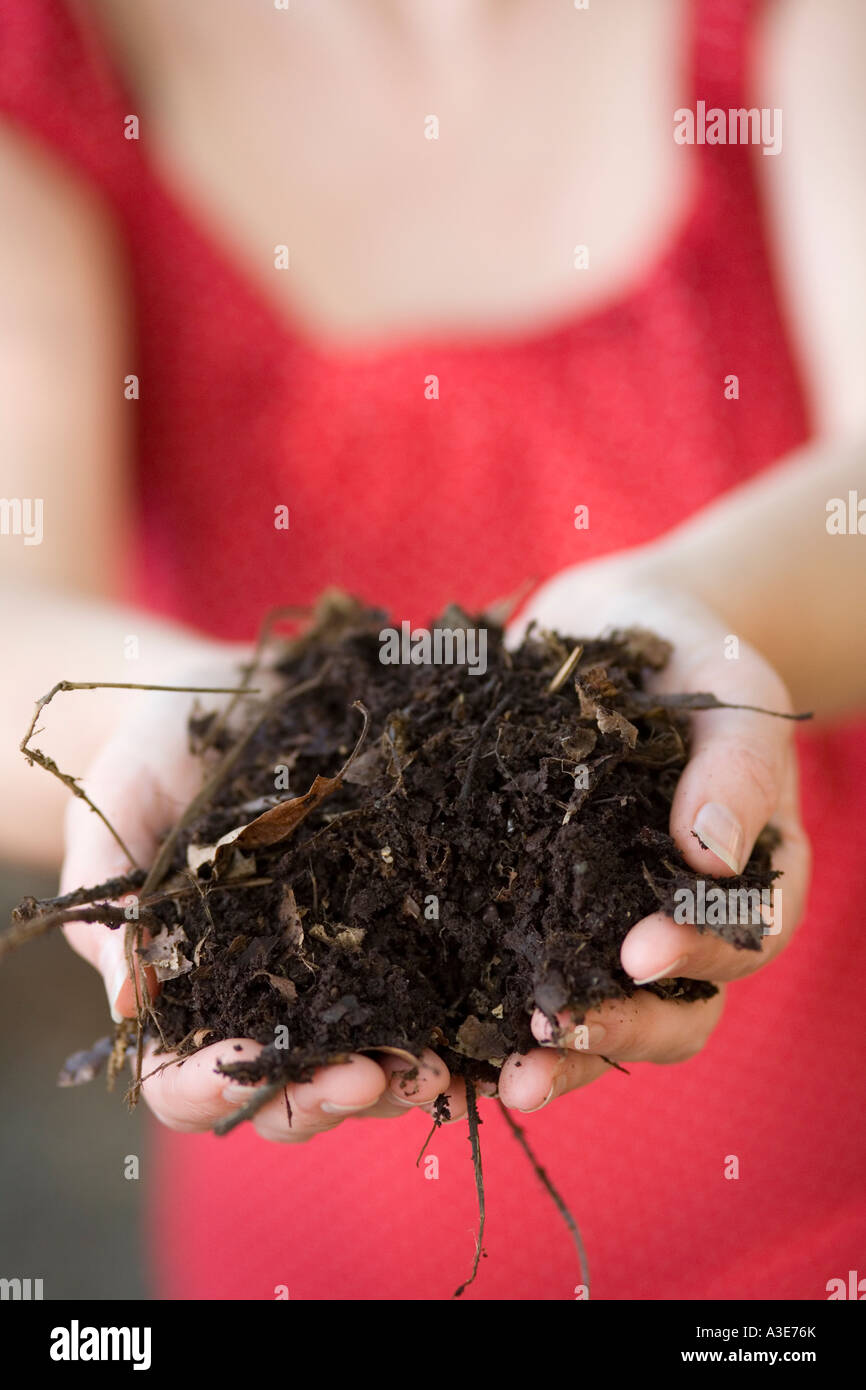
0,0,136,213
690,0,760,112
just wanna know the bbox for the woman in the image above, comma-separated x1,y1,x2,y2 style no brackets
0,0,864,1299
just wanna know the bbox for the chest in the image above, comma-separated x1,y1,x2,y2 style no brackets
98,0,692,345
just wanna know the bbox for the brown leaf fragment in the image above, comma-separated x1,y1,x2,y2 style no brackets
276,885,305,949
580,665,620,701
309,923,366,951
594,704,639,748
454,1014,510,1062
334,926,366,951
254,971,298,1003
560,727,598,761
202,701,371,874
234,701,370,849
138,923,194,980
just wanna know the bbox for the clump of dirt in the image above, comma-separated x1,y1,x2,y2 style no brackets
102,593,778,1091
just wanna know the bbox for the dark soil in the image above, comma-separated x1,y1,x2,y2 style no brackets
120,595,779,1090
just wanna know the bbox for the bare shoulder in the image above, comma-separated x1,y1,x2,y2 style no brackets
753,0,866,437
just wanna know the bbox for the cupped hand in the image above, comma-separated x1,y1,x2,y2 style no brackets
60,653,463,1142
497,558,811,1115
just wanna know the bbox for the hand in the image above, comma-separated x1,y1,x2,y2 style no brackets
60,651,464,1142
497,554,811,1114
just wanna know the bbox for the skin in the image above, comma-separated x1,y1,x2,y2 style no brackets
60,567,810,1134
0,0,863,1136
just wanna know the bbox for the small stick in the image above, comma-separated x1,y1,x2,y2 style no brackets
0,902,137,961
453,1079,486,1297
213,1081,284,1136
0,877,274,962
547,643,584,694
12,870,146,922
498,1099,591,1299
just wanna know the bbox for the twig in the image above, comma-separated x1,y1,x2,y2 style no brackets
0,902,139,961
498,1099,591,1299
0,876,274,962
12,870,146,922
547,643,584,694
20,680,261,866
213,1081,284,1135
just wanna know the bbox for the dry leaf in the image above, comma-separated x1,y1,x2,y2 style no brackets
309,923,366,951
138,923,194,980
595,704,639,748
190,702,370,877
277,885,305,949
254,971,298,1003
454,1014,510,1062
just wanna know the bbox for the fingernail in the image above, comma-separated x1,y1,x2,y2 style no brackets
388,1089,422,1107
320,1100,371,1114
222,1083,256,1104
517,1085,554,1114
632,955,688,987
573,1022,606,1051
106,962,128,1023
692,802,745,874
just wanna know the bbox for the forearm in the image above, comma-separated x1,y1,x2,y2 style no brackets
0,585,230,868
638,436,866,718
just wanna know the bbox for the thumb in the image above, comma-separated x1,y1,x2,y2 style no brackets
60,732,193,1020
665,644,795,876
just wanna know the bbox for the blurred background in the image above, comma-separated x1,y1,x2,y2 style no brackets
0,863,148,1299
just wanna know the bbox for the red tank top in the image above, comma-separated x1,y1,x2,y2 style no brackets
3,0,864,1300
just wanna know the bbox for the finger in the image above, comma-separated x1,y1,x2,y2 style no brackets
352,1049,452,1118
140,1038,265,1133
424,1076,468,1125
60,720,202,1019
498,1048,610,1114
622,759,810,984
661,640,795,877
251,1054,389,1142
381,1049,450,1102
530,986,726,1064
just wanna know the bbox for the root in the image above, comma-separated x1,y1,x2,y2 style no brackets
453,1079,486,1298
498,1099,591,1299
